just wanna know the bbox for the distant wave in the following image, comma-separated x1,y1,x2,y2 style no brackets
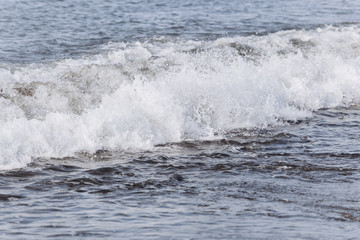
1,24,360,170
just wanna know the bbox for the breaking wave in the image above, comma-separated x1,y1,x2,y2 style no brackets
1,25,360,169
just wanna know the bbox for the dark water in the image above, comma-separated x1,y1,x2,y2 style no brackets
1,108,360,239
1,0,360,239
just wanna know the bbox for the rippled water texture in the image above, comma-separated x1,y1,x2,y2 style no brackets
1,108,360,239
1,0,360,239
1,0,360,63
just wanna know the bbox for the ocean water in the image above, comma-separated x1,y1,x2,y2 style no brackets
1,0,360,239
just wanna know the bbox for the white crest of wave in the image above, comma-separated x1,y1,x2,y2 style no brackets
1,25,360,170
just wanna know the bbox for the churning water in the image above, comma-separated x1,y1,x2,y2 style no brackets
1,0,360,239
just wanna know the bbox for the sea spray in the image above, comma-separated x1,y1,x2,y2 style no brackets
1,25,360,169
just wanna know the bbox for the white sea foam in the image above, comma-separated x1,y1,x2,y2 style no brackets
1,25,360,170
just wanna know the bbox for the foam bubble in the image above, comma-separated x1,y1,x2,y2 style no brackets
1,25,360,170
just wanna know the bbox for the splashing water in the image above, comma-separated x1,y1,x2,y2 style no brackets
1,25,360,169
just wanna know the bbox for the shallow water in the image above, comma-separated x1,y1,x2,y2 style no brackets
1,0,360,239
1,107,360,239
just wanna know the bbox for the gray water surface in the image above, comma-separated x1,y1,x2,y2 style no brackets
1,0,360,239
1,0,360,63
1,108,360,239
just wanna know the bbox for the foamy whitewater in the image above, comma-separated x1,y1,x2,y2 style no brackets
2,1,360,239
1,25,360,170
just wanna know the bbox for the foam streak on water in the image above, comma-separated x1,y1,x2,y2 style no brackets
0,25,360,169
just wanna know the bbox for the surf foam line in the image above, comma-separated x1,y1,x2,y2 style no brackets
1,25,360,170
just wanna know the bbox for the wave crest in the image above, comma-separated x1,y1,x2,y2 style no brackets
1,25,360,169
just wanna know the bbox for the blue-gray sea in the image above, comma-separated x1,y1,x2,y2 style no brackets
1,0,360,239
